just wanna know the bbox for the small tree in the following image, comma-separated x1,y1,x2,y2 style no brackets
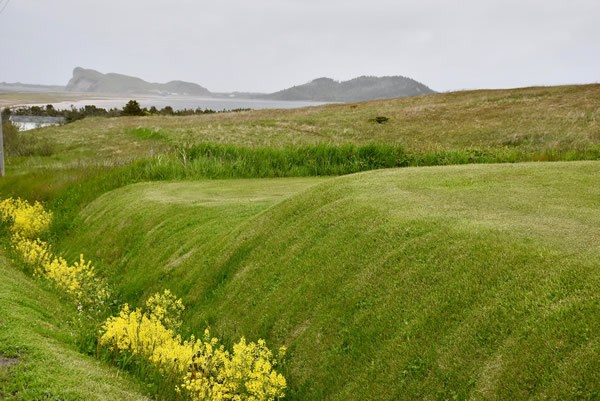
122,100,144,116
161,105,174,115
46,104,58,116
1,108,12,119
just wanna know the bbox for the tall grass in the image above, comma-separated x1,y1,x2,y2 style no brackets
146,143,410,179
136,142,600,180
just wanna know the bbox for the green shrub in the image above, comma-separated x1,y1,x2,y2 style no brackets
122,100,144,117
2,120,55,157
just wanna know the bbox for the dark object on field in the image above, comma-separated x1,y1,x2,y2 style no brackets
370,116,389,124
0,355,19,368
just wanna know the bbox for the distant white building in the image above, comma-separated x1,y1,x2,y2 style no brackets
9,115,66,131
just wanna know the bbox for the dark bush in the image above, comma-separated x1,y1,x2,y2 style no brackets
370,116,389,124
121,100,145,116
2,120,55,157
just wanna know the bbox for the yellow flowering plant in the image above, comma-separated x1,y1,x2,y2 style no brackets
101,291,287,401
0,197,53,238
146,289,185,331
0,197,109,309
181,332,287,401
11,235,52,267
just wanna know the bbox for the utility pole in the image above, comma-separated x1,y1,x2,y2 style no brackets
0,108,4,177
0,0,8,177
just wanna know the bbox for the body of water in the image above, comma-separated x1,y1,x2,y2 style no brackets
29,96,330,111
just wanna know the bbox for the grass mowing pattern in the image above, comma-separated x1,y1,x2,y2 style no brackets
57,177,327,300
0,249,148,401
57,161,600,401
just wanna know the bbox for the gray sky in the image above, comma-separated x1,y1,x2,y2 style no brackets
1,0,599,93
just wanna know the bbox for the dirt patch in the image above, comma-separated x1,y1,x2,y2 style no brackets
0,355,19,368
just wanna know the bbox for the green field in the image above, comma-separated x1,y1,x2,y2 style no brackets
1,85,599,400
53,162,599,400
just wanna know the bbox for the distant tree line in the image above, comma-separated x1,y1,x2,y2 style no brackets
1,100,250,123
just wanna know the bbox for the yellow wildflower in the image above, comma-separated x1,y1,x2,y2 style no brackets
0,197,109,309
101,291,287,401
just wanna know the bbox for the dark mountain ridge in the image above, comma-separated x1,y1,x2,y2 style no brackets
263,75,435,101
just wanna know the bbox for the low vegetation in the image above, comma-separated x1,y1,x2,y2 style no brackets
1,119,55,157
139,141,599,180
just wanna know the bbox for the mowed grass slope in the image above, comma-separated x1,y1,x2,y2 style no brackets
10,84,600,168
61,177,327,299
59,161,600,400
0,251,149,401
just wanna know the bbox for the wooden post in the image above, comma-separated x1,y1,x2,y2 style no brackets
0,108,4,177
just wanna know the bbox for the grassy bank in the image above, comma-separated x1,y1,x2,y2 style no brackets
0,249,148,400
56,161,600,400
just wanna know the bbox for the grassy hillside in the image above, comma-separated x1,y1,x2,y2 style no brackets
0,250,148,400
6,84,600,170
59,177,326,300
58,161,600,400
2,84,599,399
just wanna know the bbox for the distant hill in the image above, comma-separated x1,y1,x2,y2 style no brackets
263,76,435,101
7,68,434,102
65,67,211,96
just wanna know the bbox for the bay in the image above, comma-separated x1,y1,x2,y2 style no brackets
36,95,329,111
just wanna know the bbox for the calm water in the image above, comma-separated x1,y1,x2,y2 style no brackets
36,96,329,111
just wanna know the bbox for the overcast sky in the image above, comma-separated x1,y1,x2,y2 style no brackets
1,0,599,93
